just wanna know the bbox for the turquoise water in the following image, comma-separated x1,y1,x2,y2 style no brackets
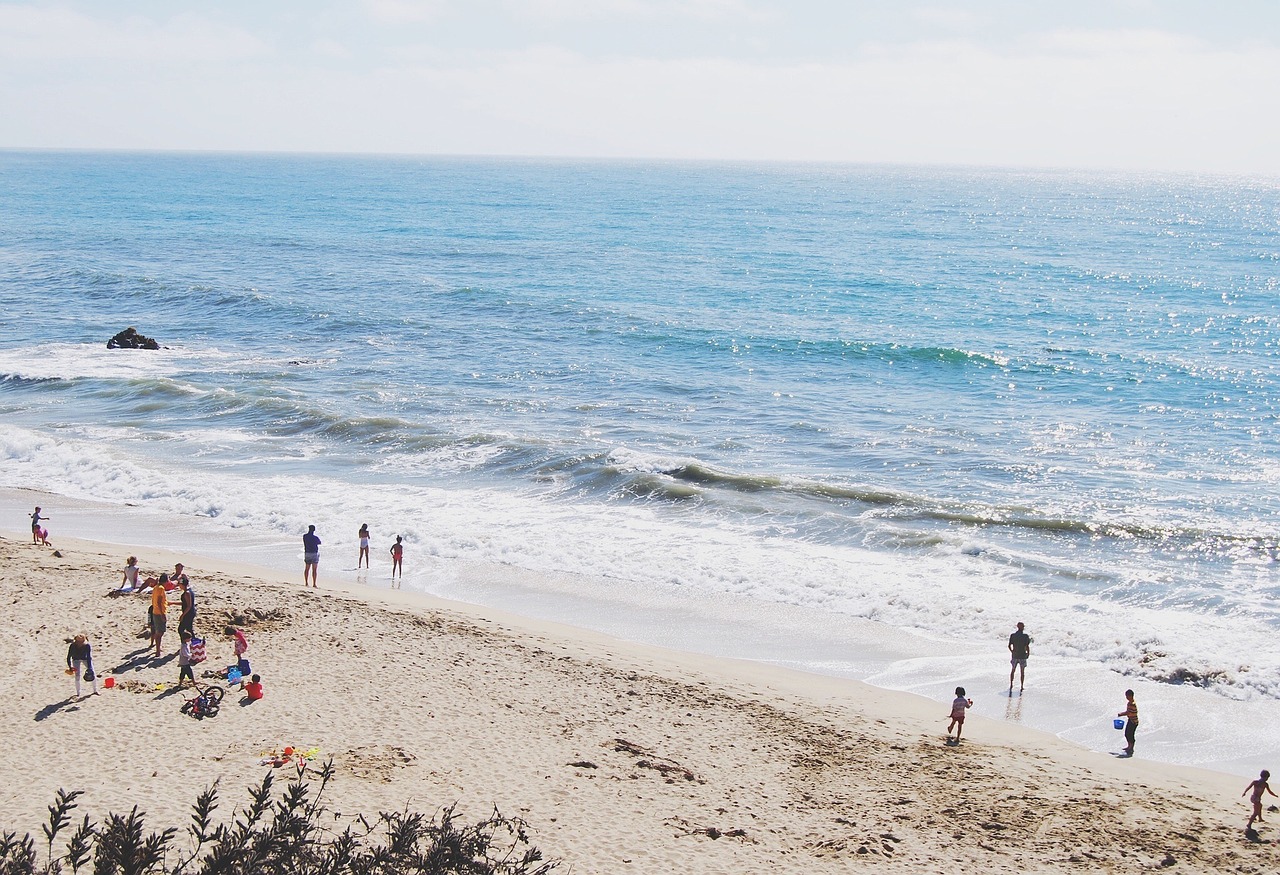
2,152,1279,718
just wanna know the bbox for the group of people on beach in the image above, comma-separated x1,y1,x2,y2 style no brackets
32,505,1274,831
966,621,1141,758
40,504,266,707
301,523,404,587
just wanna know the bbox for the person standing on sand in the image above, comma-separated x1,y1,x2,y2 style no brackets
946,686,973,742
177,578,196,638
30,506,47,544
1008,622,1031,691
65,634,98,699
1243,770,1276,830
303,525,321,587
177,631,196,688
150,577,169,656
358,523,371,569
1118,689,1139,756
390,535,403,580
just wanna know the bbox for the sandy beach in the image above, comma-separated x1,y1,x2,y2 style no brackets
1,525,1276,874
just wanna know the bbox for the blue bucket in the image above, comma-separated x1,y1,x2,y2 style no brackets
1113,718,1125,730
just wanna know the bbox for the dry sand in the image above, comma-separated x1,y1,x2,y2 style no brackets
1,529,1277,873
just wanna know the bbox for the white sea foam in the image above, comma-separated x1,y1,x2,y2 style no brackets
2,423,1279,774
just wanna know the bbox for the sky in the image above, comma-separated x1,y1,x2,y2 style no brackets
2,0,1279,174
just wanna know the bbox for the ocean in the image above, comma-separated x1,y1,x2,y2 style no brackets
2,151,1278,773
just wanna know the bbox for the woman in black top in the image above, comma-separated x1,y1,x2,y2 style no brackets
177,579,196,637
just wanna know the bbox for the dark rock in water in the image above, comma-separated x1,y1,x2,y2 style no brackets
106,327,160,350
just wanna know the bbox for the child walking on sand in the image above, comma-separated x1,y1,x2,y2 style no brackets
1243,770,1276,830
178,631,195,687
947,686,973,741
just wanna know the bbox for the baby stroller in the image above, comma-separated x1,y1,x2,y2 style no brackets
180,683,225,720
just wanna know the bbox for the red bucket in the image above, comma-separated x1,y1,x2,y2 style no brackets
103,677,115,689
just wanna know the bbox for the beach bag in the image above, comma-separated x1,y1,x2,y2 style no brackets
189,637,207,664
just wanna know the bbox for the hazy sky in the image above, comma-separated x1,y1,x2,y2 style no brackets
3,0,1279,173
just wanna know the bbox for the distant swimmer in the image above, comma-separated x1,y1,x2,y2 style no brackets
303,525,321,587
1008,622,1031,692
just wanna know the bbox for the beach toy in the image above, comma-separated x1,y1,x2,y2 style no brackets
283,746,294,757
227,668,242,684
1113,718,1125,730
104,677,115,689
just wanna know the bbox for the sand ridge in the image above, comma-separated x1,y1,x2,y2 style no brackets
0,532,1276,873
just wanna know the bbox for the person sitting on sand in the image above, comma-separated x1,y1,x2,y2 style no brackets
172,562,189,586
121,556,139,589
947,686,973,741
150,576,169,656
177,631,195,688
1244,770,1276,830
242,673,263,701
65,634,98,699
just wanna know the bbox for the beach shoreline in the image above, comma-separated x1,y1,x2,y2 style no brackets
2,500,1277,871
5,485,1278,782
